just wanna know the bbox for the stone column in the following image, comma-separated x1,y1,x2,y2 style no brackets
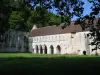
38,49,40,54
33,48,36,53
47,47,51,54
21,40,24,52
31,48,34,53
43,49,44,54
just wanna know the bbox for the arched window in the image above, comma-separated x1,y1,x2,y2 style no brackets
35,45,39,53
44,45,47,54
83,51,86,55
56,45,61,54
24,36,28,49
50,45,54,54
40,45,43,54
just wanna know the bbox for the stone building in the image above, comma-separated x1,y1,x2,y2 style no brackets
0,29,29,52
1,18,100,55
29,21,100,55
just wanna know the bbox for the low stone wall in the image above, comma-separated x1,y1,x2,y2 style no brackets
0,47,28,52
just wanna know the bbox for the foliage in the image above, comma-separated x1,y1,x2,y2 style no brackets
48,13,61,25
0,0,11,34
27,6,50,28
30,0,84,21
26,0,100,50
27,7,62,28
9,11,24,31
0,0,100,50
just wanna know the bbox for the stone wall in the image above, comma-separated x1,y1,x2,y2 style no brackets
0,29,29,52
29,31,96,55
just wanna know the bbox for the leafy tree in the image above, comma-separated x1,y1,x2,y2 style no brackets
0,0,11,44
26,0,100,52
0,0,31,44
0,0,100,52
27,6,52,28
0,0,11,34
29,0,84,22
48,13,61,25
9,11,25,31
8,0,31,31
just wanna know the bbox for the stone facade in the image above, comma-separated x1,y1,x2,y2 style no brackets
1,21,100,55
29,24,100,55
0,29,29,52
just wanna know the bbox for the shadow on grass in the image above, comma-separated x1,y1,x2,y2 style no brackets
0,56,100,75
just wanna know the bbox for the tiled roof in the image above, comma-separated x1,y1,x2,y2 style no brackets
29,18,100,37
29,23,82,37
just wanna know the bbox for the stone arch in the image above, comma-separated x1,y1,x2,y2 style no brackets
24,36,28,50
44,45,47,54
56,45,61,54
35,45,39,53
24,36,27,42
83,50,86,55
40,45,43,54
50,45,54,54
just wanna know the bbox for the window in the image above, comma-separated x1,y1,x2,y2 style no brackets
42,36,44,41
35,37,37,42
55,36,57,41
52,36,53,41
58,35,60,40
29,38,32,43
71,32,76,38
61,35,64,41
43,36,45,41
49,36,51,41
45,36,47,41
41,36,43,42
48,36,50,41
84,34,87,38
34,37,36,42
33,38,34,42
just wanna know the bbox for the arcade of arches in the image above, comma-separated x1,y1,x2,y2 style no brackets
34,45,61,54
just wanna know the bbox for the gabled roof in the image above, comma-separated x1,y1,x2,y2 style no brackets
29,18,100,37
29,23,83,37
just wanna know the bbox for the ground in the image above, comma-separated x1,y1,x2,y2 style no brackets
0,53,100,75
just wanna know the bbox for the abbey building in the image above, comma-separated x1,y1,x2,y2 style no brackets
1,18,100,55
29,21,100,55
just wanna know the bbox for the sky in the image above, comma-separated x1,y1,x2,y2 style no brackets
72,0,92,21
50,0,92,21
30,0,92,21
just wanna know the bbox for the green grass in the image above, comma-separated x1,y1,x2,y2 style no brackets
0,53,100,75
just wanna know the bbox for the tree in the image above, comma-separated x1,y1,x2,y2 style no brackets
8,0,31,31
28,6,50,27
27,0,100,52
27,6,60,28
9,11,25,31
0,0,31,44
27,6,63,29
0,0,11,44
0,0,100,52
48,13,61,25
29,0,84,22
0,0,11,34
75,0,100,52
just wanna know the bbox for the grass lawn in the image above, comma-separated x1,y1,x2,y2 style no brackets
0,53,100,75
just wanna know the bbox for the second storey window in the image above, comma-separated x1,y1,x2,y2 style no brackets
71,32,76,38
